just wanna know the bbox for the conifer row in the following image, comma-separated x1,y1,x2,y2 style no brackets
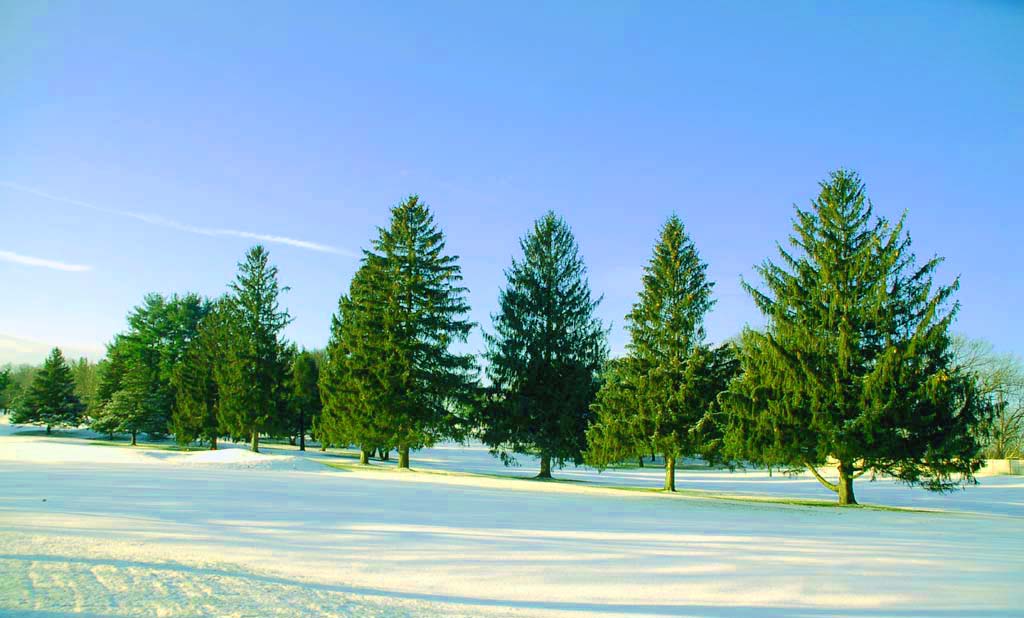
6,171,994,504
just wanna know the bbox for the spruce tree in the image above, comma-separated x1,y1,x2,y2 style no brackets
170,301,226,449
11,348,84,433
98,361,166,445
320,265,392,462
91,293,208,441
585,215,736,490
289,349,321,451
216,245,293,452
724,169,989,504
480,211,608,478
320,196,476,467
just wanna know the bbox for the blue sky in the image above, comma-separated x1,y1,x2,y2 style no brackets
1,1,1022,364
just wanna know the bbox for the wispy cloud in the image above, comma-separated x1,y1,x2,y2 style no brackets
0,250,92,272
0,181,355,256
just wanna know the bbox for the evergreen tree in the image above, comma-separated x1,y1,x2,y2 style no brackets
69,357,100,414
91,293,208,441
94,361,167,445
170,301,227,449
320,265,393,463
480,211,608,478
0,367,11,412
320,196,476,467
723,170,990,504
11,348,84,433
289,349,321,451
585,216,736,490
216,245,293,453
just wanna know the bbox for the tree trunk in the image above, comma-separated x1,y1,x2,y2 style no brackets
806,460,858,505
398,444,410,469
211,435,218,450
664,455,676,491
251,431,259,453
837,461,857,505
320,443,327,452
537,454,552,479
768,464,773,478
298,412,306,451
131,430,137,446
382,449,389,461
359,449,370,465
638,456,644,468
46,425,51,435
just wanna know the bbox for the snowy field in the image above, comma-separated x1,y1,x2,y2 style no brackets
1,419,1021,618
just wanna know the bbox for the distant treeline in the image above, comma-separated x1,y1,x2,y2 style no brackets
4,170,1021,505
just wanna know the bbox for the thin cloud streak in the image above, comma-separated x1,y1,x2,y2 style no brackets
0,250,92,272
0,181,354,256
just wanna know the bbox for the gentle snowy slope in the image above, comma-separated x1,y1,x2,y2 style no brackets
0,423,1021,617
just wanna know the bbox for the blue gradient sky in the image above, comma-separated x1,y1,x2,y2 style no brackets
2,1,1022,363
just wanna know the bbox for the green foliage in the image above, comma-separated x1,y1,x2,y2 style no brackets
320,196,476,465
319,266,392,453
2,364,38,413
215,245,293,450
10,348,84,432
288,349,322,450
585,216,738,488
0,367,11,411
91,293,209,440
170,300,228,447
92,360,169,443
69,357,100,413
723,169,990,504
479,211,608,475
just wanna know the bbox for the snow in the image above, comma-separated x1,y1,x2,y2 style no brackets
1,416,1021,617
180,446,327,471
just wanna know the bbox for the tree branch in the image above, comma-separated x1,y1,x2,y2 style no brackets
805,461,838,492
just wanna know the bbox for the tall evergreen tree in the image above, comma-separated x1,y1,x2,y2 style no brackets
289,349,321,451
480,212,608,478
11,348,84,433
320,265,391,462
585,215,736,490
724,169,990,504
320,196,476,467
216,245,293,453
170,300,227,449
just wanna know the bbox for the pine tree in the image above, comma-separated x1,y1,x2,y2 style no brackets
91,293,208,441
320,196,476,467
69,358,100,414
320,265,391,462
289,349,321,451
170,301,226,449
723,169,990,505
216,245,293,453
11,348,84,433
585,215,736,490
480,211,608,478
98,361,167,445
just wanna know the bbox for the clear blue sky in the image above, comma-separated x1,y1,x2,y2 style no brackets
2,1,1021,364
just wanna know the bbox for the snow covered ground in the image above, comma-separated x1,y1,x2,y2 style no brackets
0,419,1021,617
